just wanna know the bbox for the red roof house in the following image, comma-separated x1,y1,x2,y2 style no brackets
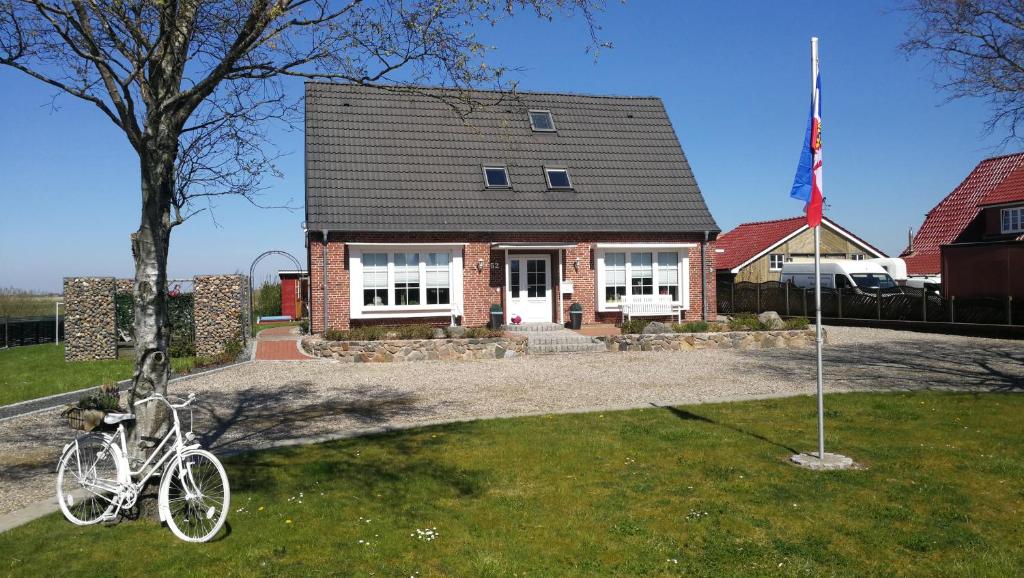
716,216,885,283
901,152,1024,276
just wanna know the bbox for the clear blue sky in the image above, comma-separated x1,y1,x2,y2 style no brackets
0,1,1013,292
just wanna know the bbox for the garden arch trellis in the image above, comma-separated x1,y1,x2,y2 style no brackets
248,250,307,328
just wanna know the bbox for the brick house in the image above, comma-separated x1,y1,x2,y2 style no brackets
304,83,720,332
902,152,1024,299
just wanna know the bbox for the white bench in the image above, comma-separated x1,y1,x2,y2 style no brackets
621,294,679,322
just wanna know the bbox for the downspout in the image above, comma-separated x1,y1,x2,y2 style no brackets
701,230,709,321
305,229,312,333
322,230,329,333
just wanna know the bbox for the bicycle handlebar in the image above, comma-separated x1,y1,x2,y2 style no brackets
133,392,196,409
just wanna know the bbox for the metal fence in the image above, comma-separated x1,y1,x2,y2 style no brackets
2,315,65,348
718,281,1022,326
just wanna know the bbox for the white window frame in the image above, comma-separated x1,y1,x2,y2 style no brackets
849,253,866,261
528,109,556,132
482,166,511,189
595,245,691,312
1002,206,1024,234
769,253,785,271
544,167,573,190
348,244,464,319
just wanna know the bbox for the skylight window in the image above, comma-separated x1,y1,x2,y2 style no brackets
483,166,510,188
529,110,556,132
545,168,572,189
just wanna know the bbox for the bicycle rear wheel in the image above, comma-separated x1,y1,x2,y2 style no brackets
56,435,123,525
160,449,230,542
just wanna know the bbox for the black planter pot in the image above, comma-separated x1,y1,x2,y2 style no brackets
490,311,504,329
569,311,583,330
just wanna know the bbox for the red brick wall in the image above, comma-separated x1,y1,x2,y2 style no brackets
309,232,716,332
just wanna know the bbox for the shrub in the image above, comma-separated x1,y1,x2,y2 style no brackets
784,316,810,330
75,383,122,412
254,280,282,317
672,321,709,333
299,319,310,334
727,313,767,331
393,324,437,339
462,327,504,338
324,324,438,342
193,339,244,369
619,318,650,334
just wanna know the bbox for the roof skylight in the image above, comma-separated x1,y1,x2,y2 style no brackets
545,168,572,189
529,110,556,132
483,166,511,188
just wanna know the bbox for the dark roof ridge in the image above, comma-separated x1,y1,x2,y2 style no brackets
304,80,662,101
974,150,1024,164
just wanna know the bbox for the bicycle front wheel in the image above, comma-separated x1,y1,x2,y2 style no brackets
56,434,123,525
160,449,230,542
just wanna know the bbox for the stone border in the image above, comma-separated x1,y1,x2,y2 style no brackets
598,328,820,352
302,334,527,362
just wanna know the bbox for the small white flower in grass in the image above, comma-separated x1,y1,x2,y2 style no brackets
414,528,440,541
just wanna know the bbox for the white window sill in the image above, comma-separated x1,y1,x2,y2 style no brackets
354,305,455,319
598,302,687,313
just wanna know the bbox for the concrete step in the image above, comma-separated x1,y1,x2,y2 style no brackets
503,322,565,333
527,334,602,346
528,342,607,355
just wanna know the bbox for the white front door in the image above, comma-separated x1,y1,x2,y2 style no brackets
508,255,552,323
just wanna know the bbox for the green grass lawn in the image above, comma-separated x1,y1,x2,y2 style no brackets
0,344,194,406
252,320,301,336
2,392,1023,576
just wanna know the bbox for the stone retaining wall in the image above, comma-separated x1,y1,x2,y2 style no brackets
303,334,528,362
600,329,820,352
63,277,117,361
194,274,250,358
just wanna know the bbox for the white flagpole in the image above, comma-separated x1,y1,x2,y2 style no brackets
811,37,826,460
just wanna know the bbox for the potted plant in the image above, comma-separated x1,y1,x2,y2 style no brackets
489,303,504,329
61,383,124,432
568,302,583,329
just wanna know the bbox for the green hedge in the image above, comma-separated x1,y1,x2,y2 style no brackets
115,291,195,357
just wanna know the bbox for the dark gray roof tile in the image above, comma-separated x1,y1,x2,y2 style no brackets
305,83,719,233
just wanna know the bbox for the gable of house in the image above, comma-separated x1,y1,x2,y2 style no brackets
304,83,718,234
901,152,1024,275
715,216,884,282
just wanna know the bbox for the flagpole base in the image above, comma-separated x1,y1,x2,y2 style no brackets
790,452,856,471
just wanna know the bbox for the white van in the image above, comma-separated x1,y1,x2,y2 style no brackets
780,260,899,292
866,257,908,282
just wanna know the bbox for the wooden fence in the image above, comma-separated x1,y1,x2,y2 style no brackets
717,281,1022,326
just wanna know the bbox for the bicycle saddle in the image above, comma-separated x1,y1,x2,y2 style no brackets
102,413,136,424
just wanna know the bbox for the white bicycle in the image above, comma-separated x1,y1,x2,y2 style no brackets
55,392,230,542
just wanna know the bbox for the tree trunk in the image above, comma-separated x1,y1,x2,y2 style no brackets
126,144,176,463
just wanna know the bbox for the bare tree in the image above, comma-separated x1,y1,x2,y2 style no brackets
0,0,607,456
903,0,1024,139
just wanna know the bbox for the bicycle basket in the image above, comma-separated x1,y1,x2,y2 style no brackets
61,407,110,432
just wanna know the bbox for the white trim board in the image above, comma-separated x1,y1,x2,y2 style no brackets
346,242,468,247
728,218,885,274
594,243,697,249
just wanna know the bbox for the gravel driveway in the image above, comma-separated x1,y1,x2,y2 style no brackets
1,326,1021,519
